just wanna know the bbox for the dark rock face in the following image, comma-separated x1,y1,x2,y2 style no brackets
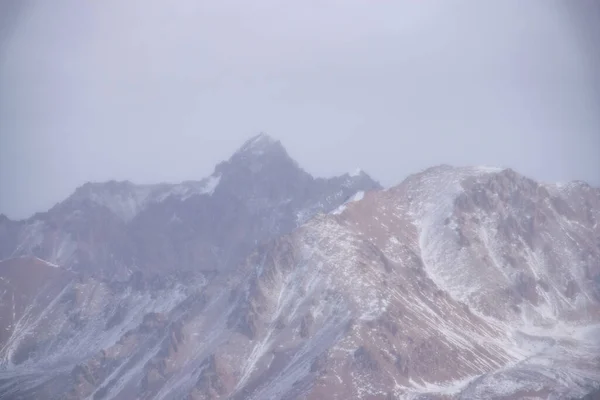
582,388,600,400
0,215,21,259
353,345,381,372
129,135,380,276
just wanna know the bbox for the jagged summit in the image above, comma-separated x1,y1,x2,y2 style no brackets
235,132,282,155
221,132,298,180
223,132,293,165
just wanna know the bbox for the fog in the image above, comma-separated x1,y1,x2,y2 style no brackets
1,0,599,219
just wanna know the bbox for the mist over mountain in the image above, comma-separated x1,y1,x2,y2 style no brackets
0,135,599,399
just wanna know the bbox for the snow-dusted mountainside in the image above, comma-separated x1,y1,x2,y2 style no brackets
0,140,599,399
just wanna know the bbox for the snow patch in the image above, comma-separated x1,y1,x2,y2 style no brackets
200,174,221,195
33,257,60,268
331,191,365,215
349,168,363,177
351,191,365,202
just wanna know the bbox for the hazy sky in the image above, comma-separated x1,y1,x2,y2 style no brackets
1,0,599,219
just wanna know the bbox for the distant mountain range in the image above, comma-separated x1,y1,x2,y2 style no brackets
0,134,598,399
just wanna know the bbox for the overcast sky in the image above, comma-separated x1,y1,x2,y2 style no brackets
1,0,599,219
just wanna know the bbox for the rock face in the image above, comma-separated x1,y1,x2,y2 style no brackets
1,139,599,400
583,388,600,400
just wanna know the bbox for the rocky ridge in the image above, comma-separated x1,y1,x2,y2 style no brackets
0,133,380,277
0,136,599,399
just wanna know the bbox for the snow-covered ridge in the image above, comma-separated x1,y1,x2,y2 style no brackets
69,173,223,221
401,165,600,344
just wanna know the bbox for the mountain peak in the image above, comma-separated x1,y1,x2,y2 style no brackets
218,132,298,178
234,132,285,157
349,168,365,177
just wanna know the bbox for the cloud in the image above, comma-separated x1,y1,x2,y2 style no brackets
1,0,599,218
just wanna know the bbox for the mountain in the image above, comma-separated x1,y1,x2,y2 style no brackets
0,133,381,277
0,138,599,399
